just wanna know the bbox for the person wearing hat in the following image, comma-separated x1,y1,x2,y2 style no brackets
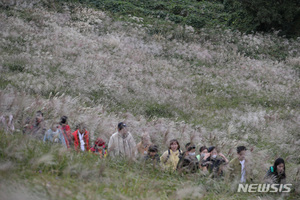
204,146,229,178
144,144,160,164
90,138,107,158
177,142,199,174
107,122,137,158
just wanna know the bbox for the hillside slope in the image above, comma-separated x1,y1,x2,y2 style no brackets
0,1,299,199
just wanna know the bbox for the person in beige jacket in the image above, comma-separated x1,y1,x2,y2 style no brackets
107,122,137,159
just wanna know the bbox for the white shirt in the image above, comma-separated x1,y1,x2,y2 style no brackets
78,130,85,151
240,159,246,183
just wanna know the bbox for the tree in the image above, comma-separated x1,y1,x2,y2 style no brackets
224,0,300,37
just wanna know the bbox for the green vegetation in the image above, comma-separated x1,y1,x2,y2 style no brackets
70,0,228,29
1,133,298,199
3,61,26,73
224,0,300,37
0,0,299,199
57,0,300,37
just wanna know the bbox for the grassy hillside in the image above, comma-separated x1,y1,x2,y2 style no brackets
0,0,300,199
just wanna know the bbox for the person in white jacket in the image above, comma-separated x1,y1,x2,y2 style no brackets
108,122,137,159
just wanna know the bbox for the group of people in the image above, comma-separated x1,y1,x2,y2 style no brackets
23,111,99,154
2,110,287,185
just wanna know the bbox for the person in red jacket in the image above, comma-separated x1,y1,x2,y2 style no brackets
58,116,72,148
72,123,90,151
90,138,107,158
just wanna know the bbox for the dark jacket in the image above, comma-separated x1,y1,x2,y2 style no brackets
265,166,286,184
205,156,226,178
177,153,199,173
144,154,160,164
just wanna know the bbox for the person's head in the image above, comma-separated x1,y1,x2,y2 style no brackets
51,122,59,132
274,158,285,175
199,146,208,154
185,142,196,153
60,116,68,125
185,142,191,150
148,144,158,157
199,146,208,157
36,111,44,122
78,123,86,133
208,146,218,158
95,138,105,148
169,139,180,152
118,122,127,135
237,146,247,161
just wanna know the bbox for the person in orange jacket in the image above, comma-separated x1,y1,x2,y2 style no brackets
72,123,90,152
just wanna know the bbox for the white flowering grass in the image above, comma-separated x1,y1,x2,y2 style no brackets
0,1,299,199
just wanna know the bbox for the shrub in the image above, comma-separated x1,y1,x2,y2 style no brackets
3,62,25,72
224,0,300,37
145,102,174,118
185,14,206,29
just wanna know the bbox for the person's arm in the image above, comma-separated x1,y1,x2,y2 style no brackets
8,115,14,131
40,121,47,137
85,132,90,151
107,135,115,157
176,155,185,170
201,165,208,171
203,153,210,161
160,151,168,164
71,131,78,150
59,131,67,148
219,153,229,163
264,167,275,184
200,153,211,171
43,130,48,142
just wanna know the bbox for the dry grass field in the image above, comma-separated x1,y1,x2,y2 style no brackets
0,0,299,199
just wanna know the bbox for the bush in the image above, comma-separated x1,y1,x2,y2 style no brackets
3,62,25,72
145,102,174,118
224,0,300,37
185,14,206,29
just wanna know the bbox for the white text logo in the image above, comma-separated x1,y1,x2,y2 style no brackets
237,184,292,193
